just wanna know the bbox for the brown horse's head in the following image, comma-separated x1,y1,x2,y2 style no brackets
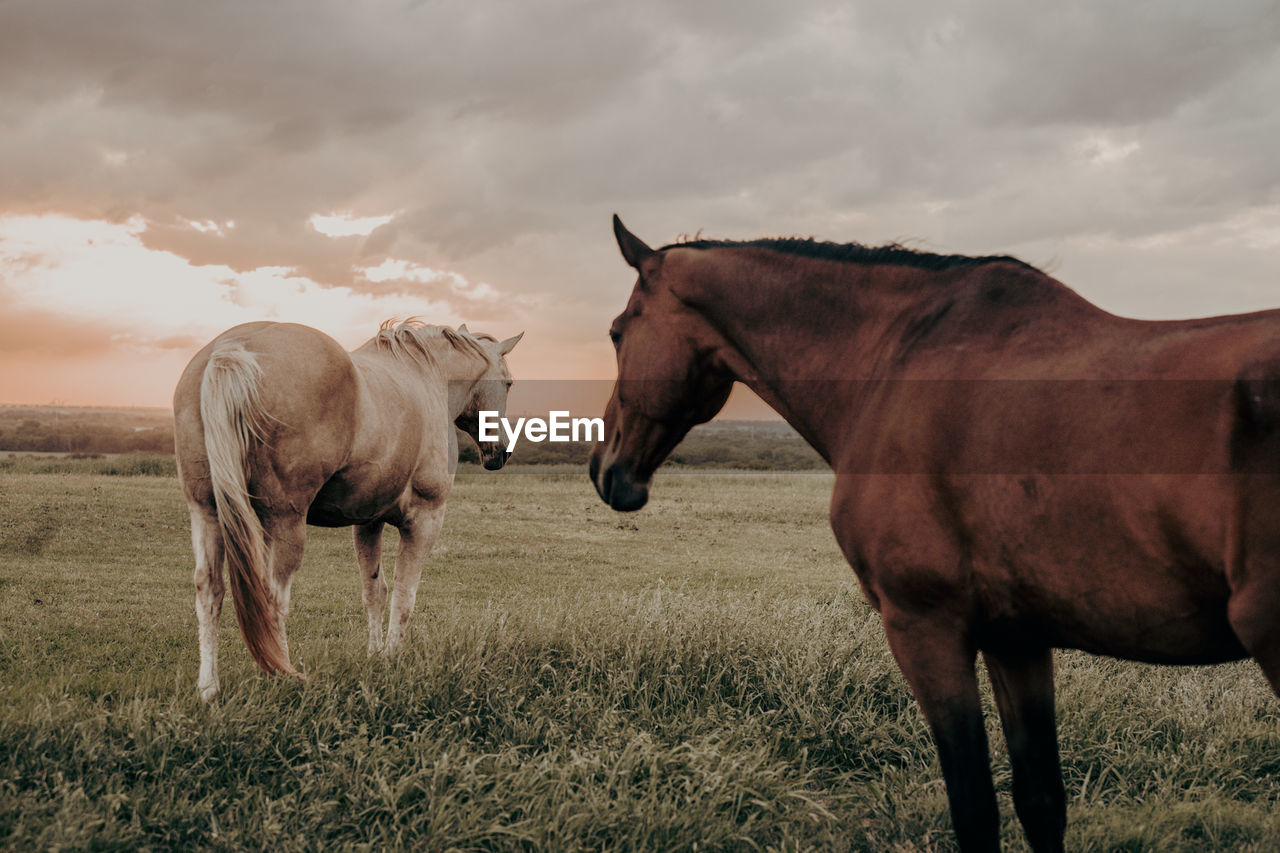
454,328,523,470
589,216,734,510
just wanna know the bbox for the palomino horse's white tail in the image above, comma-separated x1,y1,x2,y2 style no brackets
199,345,295,676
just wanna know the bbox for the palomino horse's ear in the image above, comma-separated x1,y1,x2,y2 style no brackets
498,332,524,356
457,323,470,336
613,214,654,270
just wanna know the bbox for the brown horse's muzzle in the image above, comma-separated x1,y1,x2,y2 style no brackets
589,453,650,511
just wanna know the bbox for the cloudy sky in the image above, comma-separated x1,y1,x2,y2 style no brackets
1,0,1278,409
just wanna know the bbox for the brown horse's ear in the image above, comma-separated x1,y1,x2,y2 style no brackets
498,332,523,356
613,214,654,270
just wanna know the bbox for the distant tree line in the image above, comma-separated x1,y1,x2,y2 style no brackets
0,408,174,454
1,406,824,471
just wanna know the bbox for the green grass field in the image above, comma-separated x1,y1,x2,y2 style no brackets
4,465,1280,850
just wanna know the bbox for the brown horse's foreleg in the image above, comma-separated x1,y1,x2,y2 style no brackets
190,507,226,704
984,646,1065,853
883,612,999,853
385,503,447,654
354,522,387,655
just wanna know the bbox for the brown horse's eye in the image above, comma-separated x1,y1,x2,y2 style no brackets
609,330,621,346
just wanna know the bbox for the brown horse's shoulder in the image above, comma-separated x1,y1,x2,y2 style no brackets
829,474,982,621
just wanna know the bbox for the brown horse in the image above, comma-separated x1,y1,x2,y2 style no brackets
175,320,521,704
590,216,1280,852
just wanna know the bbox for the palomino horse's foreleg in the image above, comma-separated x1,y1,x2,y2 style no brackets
984,646,1066,853
384,504,447,655
190,508,226,704
265,515,307,666
354,521,387,655
883,612,1000,853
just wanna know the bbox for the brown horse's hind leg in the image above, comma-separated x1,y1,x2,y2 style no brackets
384,502,447,655
883,612,1000,853
984,646,1065,853
1226,476,1280,698
354,522,387,655
190,507,226,704
1229,582,1280,697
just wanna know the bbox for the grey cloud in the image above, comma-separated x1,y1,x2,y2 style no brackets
359,221,400,261
1,0,1278,334
971,1,1280,127
849,0,1280,127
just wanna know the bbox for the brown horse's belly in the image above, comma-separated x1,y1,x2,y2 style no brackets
983,573,1247,665
959,474,1249,664
1046,609,1247,665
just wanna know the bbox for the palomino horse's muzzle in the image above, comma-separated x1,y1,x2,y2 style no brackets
480,444,511,470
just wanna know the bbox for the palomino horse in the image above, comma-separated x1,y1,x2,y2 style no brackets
591,216,1280,852
175,320,521,704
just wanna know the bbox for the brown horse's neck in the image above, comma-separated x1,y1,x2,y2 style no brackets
673,247,1110,463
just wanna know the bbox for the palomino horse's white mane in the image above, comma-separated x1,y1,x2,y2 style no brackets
371,318,495,366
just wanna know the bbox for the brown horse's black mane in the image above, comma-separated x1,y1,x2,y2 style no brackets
664,236,1039,274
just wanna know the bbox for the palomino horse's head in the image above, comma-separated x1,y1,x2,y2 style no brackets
454,327,523,470
590,216,734,510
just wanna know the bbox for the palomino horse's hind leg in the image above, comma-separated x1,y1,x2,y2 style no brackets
264,514,307,665
984,646,1066,853
354,521,387,655
190,507,226,704
883,612,1000,853
384,503,447,654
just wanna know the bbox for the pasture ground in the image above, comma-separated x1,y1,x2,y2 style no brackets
3,465,1280,850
